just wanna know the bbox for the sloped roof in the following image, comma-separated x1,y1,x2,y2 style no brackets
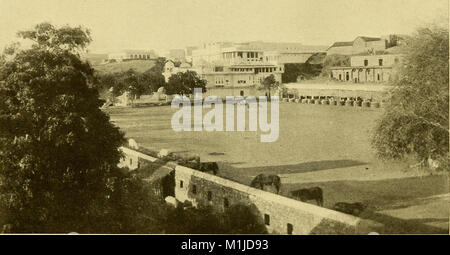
358,36,382,42
143,165,174,182
385,46,407,54
329,41,353,48
179,62,192,68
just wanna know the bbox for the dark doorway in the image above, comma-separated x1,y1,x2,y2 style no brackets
287,223,293,235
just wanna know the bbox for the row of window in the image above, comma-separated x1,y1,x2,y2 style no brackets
128,54,152,59
180,180,294,234
223,52,261,59
181,181,230,208
336,72,383,81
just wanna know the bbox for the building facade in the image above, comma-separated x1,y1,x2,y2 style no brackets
330,54,403,83
162,60,195,82
190,43,284,91
107,49,158,62
327,36,387,55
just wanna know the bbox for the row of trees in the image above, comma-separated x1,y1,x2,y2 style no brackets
95,63,280,103
95,64,207,104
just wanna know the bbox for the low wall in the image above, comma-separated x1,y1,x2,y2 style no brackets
119,146,383,234
118,146,158,170
175,165,382,234
284,83,390,101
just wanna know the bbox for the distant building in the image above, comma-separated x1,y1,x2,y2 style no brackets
162,60,194,82
160,41,325,95
168,49,186,62
185,46,199,62
186,41,325,93
191,43,284,90
107,49,158,62
327,36,387,55
330,54,404,83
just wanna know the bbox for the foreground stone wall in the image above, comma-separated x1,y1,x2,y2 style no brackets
118,146,158,170
119,146,383,234
175,165,382,234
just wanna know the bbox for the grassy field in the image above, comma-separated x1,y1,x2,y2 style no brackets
93,60,156,73
106,102,449,233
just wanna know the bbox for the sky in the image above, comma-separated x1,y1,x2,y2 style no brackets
0,0,448,54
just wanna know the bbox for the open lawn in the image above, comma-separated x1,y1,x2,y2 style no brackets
106,102,449,233
93,60,156,73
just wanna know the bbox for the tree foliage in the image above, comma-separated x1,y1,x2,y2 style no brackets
371,24,449,169
162,203,267,234
0,23,161,233
165,70,206,95
261,74,279,98
94,69,165,103
282,63,323,83
320,54,351,78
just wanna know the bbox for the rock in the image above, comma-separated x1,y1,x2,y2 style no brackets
158,149,171,158
165,196,178,207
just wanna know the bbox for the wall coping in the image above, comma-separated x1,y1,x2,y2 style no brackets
175,165,361,226
120,146,158,162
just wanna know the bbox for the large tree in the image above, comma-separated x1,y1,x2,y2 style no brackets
165,70,206,95
0,23,138,232
371,24,449,170
261,74,279,99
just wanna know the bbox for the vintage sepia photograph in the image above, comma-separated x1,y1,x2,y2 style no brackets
0,0,448,236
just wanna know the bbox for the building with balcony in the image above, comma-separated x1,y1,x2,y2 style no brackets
191,43,284,91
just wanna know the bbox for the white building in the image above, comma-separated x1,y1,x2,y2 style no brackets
191,43,284,90
162,60,195,82
330,54,404,83
107,49,158,62
160,41,325,96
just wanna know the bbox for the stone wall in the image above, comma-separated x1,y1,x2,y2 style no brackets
119,146,383,234
175,165,382,234
118,146,158,170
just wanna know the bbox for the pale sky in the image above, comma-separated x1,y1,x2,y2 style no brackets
0,0,448,53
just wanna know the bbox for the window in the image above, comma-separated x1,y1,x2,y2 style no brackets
192,185,197,194
377,73,381,81
180,180,184,188
264,214,270,226
287,223,293,235
223,198,229,208
364,59,368,66
129,158,132,165
379,59,383,66
207,191,212,201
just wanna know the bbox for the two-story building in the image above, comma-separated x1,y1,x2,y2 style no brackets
330,54,403,83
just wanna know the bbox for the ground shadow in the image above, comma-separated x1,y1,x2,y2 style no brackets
217,159,367,185
360,211,448,234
